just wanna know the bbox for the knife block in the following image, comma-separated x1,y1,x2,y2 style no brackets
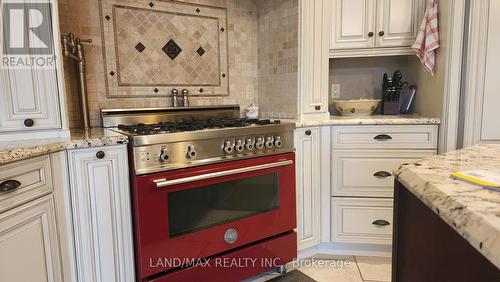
382,86,400,115
382,101,399,115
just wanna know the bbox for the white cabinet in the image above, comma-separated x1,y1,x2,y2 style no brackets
330,0,425,58
331,197,393,245
67,145,135,282
299,0,330,120
330,125,437,247
294,127,321,250
462,0,500,144
0,0,67,139
331,150,435,198
376,0,424,48
0,195,63,282
331,0,375,50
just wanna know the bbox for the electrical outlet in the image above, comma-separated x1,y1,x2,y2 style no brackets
331,84,340,98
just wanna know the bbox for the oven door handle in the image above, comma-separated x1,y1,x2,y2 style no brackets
153,160,294,188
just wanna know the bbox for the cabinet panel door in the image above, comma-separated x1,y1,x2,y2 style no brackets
376,0,424,47
331,197,393,245
0,195,63,282
0,0,61,131
294,127,320,250
331,150,435,197
68,146,135,282
480,0,500,141
331,0,375,50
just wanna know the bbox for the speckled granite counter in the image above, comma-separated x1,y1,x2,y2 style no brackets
285,114,440,127
0,128,128,165
395,144,500,268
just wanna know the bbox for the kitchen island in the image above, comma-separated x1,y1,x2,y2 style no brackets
393,144,500,281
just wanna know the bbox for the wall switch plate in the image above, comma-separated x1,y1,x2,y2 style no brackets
331,84,340,98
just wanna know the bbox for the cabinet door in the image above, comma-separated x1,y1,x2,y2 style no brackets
330,0,375,50
480,0,500,141
0,0,61,132
375,0,424,47
0,195,63,282
300,0,329,118
294,127,321,250
67,146,135,282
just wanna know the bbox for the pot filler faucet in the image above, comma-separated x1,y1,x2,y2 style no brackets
61,33,92,129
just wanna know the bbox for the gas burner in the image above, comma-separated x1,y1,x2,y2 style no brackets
116,118,282,135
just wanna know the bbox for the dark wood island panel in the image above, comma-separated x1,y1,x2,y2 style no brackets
392,180,500,282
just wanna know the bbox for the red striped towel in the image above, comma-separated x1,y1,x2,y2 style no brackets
412,0,439,76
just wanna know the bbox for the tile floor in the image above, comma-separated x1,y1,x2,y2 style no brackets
248,256,392,282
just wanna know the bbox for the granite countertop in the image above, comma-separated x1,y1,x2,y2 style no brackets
395,144,500,268
290,114,440,127
0,128,128,165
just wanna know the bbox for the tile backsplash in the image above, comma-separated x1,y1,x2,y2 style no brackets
101,0,229,97
329,56,410,99
257,0,298,119
59,0,259,127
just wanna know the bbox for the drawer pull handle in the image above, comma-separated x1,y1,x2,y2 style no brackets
0,180,22,194
315,106,321,111
372,219,390,226
305,130,312,136
96,151,106,159
373,171,392,178
374,134,392,141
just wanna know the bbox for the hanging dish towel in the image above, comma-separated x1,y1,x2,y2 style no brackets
412,0,439,76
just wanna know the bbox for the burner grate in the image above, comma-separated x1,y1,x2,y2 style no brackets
117,118,281,135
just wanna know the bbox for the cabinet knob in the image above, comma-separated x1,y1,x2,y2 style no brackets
315,106,321,111
368,32,374,37
24,118,34,127
373,171,392,178
372,219,390,226
305,130,312,136
0,179,21,194
96,151,106,159
379,31,385,36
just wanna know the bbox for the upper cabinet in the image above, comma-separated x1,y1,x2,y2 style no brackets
330,0,425,58
0,0,67,139
299,0,330,120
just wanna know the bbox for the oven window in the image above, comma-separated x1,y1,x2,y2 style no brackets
168,173,279,238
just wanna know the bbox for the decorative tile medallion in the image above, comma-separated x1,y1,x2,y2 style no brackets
100,0,229,97
162,39,182,60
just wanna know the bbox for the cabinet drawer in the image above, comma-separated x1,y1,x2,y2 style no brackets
332,197,393,245
332,150,435,197
0,155,52,213
331,125,438,149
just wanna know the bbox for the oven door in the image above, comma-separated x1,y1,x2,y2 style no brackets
132,152,296,279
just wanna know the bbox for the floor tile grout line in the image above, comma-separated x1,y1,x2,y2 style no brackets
353,256,366,281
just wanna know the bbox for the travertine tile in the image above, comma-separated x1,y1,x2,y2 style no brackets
293,257,363,282
355,256,392,282
58,0,258,127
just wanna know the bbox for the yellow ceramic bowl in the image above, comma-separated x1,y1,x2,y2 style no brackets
333,99,381,116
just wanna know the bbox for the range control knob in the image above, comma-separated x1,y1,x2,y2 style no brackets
245,138,255,150
159,148,170,162
255,137,264,149
265,137,274,149
223,140,234,154
235,139,244,152
186,145,197,159
274,136,283,147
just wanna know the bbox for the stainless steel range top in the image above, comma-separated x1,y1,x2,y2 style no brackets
102,106,295,175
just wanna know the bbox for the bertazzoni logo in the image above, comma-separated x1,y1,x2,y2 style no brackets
1,0,55,68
